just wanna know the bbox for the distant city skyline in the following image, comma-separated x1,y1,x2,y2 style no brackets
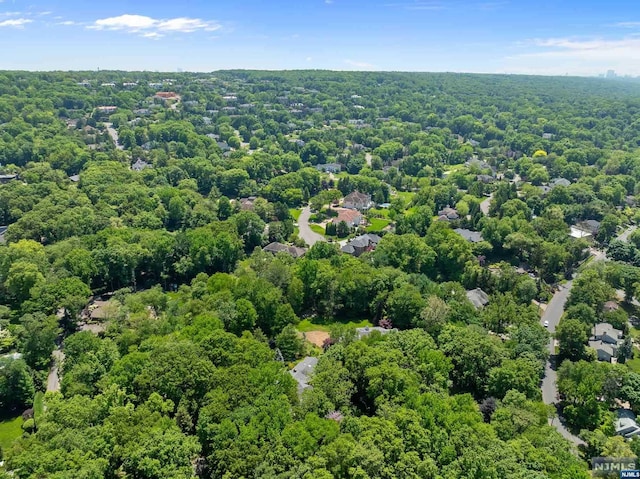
2,0,640,76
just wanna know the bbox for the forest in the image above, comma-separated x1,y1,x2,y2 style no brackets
1,70,640,478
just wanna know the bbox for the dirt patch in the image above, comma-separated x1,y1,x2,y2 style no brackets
304,330,330,348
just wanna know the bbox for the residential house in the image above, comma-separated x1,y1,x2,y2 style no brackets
604,301,620,313
332,209,363,228
290,356,318,396
454,228,484,243
615,409,640,438
154,92,179,100
0,226,7,244
355,326,398,340
477,174,495,184
237,196,257,211
570,220,601,239
95,106,117,114
314,163,342,173
550,177,571,188
68,174,80,183
467,138,480,147
538,185,552,196
262,242,307,258
340,233,381,257
588,322,623,362
466,288,490,309
132,159,151,172
101,82,116,87
437,207,459,221
0,174,18,184
542,133,555,140
343,191,373,211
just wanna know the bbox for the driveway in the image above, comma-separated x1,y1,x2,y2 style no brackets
480,194,493,215
617,224,637,243
298,206,326,247
46,348,65,393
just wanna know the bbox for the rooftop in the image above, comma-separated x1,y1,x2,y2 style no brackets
454,228,484,243
466,288,490,308
290,356,318,396
263,242,306,258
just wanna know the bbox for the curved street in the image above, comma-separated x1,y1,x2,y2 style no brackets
540,281,585,446
539,225,636,447
297,206,326,247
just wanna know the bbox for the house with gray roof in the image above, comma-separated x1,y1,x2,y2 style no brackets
343,191,373,211
355,326,398,340
438,207,459,221
454,228,484,243
340,234,381,257
132,159,151,172
0,226,7,244
315,163,342,173
466,288,490,309
615,409,640,438
263,242,306,258
550,177,571,188
589,322,623,362
570,219,601,239
290,356,318,396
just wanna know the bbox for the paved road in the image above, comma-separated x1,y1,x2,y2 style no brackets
480,194,493,215
105,122,124,150
537,224,636,446
539,281,585,446
617,224,637,243
46,348,64,393
298,206,326,247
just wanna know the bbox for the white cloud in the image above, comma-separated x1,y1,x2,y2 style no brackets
502,35,640,76
344,59,376,69
90,14,157,31
88,14,221,37
0,18,32,28
613,21,640,28
142,31,164,39
157,17,219,32
57,20,78,26
306,56,313,62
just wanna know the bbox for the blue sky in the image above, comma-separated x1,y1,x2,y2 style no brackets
2,0,640,75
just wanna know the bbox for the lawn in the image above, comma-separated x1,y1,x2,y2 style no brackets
626,357,640,373
297,318,373,333
0,414,23,452
33,392,44,419
289,208,301,221
367,218,391,232
395,191,415,203
310,224,325,235
368,208,391,219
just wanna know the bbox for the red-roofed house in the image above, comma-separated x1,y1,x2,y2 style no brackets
332,208,362,228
